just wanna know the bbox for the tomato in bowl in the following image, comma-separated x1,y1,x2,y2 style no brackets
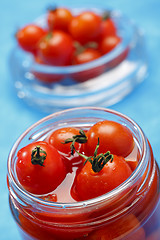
9,6,148,112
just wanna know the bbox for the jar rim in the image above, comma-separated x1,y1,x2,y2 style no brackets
7,107,147,210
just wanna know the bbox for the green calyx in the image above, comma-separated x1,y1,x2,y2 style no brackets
74,138,114,173
31,146,47,166
46,32,53,40
74,41,98,56
102,10,111,20
62,129,87,155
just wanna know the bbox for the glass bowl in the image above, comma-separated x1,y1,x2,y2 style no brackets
9,7,148,113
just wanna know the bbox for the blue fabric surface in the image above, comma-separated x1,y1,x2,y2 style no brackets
1,0,160,239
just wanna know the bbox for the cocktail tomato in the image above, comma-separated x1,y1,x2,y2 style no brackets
16,141,66,194
73,154,132,201
84,214,145,240
84,120,134,157
33,56,64,84
72,48,105,82
47,7,73,32
37,31,74,66
16,24,46,55
69,11,102,44
100,17,117,39
19,213,57,240
48,127,85,157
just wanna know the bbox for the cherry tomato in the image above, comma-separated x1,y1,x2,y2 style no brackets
73,155,132,201
84,120,134,157
33,56,64,84
73,48,101,65
106,47,129,69
37,31,74,66
69,11,102,44
48,127,83,156
19,212,57,240
71,48,105,82
85,214,145,240
16,141,66,194
16,24,46,55
48,128,86,170
99,35,121,55
100,17,117,39
47,7,73,32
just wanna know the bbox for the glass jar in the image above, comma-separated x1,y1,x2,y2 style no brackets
7,107,160,240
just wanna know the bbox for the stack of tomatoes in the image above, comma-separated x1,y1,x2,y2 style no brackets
16,7,123,83
16,120,136,201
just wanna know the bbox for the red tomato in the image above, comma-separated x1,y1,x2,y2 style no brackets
47,7,73,32
48,127,83,155
84,214,145,240
106,47,129,69
69,11,102,44
99,35,121,55
73,155,132,201
73,48,101,65
71,48,105,82
33,56,64,84
84,120,134,157
37,31,74,66
19,213,57,240
16,141,66,194
100,18,117,39
16,24,46,54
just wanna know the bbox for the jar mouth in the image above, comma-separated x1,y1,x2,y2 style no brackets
7,107,147,209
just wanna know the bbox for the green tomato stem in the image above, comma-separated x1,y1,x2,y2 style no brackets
62,129,87,155
73,138,114,173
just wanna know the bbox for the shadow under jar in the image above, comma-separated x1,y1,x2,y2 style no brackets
7,107,160,240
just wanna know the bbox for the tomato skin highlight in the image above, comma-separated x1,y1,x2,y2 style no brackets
73,155,132,201
16,141,66,195
37,30,74,66
16,24,46,54
84,120,134,157
99,35,121,55
72,48,101,65
69,11,102,44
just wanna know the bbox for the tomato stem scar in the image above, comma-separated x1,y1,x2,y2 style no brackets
31,146,47,166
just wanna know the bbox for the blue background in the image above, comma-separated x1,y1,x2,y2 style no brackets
1,0,160,239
